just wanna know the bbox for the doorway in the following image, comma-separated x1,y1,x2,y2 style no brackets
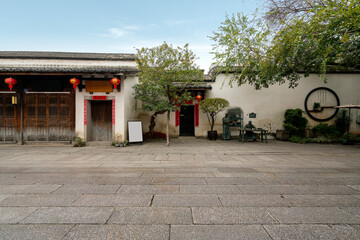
90,100,112,141
180,105,194,136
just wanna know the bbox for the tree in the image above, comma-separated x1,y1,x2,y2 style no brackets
210,0,360,89
133,42,203,146
200,98,229,131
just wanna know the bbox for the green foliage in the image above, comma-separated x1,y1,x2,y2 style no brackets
74,136,86,147
289,136,309,144
283,109,308,137
210,0,360,89
312,123,340,138
335,109,351,135
200,98,230,131
133,42,203,141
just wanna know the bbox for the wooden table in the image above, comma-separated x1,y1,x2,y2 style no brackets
239,128,268,143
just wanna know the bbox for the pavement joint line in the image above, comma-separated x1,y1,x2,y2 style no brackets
168,224,171,240
104,206,117,224
264,208,280,224
60,223,76,240
261,224,275,240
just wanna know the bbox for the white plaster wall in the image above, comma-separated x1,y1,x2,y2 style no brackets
134,73,360,137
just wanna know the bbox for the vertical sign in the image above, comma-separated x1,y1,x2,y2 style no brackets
175,105,180,127
84,100,87,125
195,103,199,127
112,99,115,125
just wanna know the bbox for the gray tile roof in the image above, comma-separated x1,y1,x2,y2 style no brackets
0,51,136,61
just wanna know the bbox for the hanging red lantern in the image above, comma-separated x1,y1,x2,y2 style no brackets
69,78,80,91
110,77,120,89
5,77,17,91
196,94,203,103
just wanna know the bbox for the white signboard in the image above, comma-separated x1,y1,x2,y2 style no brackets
128,121,143,143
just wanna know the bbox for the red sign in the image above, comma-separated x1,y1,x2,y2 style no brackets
183,99,193,105
112,100,115,125
93,96,107,100
84,100,87,125
195,103,199,127
175,104,180,127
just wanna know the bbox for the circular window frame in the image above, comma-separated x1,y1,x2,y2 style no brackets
304,87,340,122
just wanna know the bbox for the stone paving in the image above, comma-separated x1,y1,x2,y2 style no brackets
0,138,360,239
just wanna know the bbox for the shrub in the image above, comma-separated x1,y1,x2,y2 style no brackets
312,123,340,138
284,108,308,137
335,109,351,135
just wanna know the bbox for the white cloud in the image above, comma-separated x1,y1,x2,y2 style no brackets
108,28,129,38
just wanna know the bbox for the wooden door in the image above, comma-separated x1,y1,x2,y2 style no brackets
23,93,74,141
90,100,112,141
0,94,18,142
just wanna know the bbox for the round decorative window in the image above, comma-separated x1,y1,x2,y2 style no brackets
304,87,340,122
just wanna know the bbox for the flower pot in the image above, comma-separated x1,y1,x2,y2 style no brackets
208,130,218,140
276,130,290,141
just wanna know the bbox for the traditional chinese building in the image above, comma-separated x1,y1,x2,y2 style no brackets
0,52,137,143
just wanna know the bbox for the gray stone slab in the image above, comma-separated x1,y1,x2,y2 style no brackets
53,184,120,194
0,194,80,207
260,177,360,185
205,177,263,185
109,207,192,224
63,224,169,240
97,177,152,185
0,207,38,223
0,194,10,202
348,185,360,191
219,194,293,207
0,185,61,194
152,194,221,207
218,167,258,173
285,195,360,207
171,225,270,240
0,224,74,240
117,185,180,194
340,207,360,218
267,207,360,224
72,194,152,206
238,185,359,195
264,224,360,240
20,207,114,224
192,207,276,224
151,177,206,185
180,185,241,194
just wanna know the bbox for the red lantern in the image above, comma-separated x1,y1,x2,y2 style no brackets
5,78,17,91
110,77,120,89
196,94,203,103
69,78,80,91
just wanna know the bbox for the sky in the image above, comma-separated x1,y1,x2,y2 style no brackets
0,0,264,73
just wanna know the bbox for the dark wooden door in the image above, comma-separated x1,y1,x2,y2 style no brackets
0,94,18,142
180,105,194,136
90,100,112,141
23,93,74,141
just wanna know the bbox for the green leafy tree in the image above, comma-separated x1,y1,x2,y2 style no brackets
133,42,203,146
211,0,360,89
200,98,230,131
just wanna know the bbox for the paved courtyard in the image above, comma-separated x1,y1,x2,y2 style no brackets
0,138,360,239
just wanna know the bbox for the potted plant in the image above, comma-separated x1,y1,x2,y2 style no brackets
200,98,229,140
313,102,321,111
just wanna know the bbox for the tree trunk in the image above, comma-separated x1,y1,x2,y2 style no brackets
166,110,170,146
149,111,166,136
210,114,215,131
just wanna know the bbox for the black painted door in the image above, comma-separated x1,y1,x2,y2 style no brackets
180,105,194,136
